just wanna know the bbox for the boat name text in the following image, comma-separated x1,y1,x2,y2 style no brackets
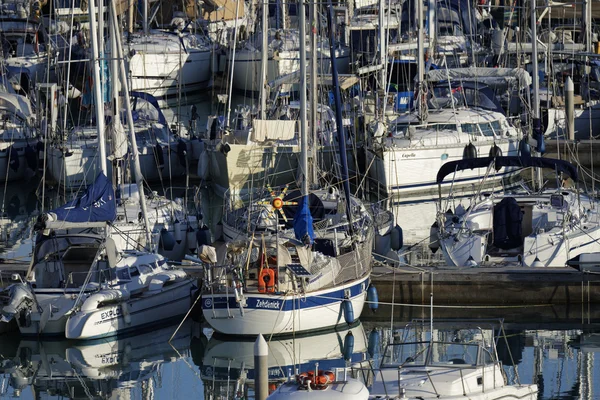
256,299,281,309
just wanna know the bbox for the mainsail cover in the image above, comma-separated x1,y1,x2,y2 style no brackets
50,173,117,222
293,196,315,245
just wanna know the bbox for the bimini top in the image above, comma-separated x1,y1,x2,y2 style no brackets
436,156,578,184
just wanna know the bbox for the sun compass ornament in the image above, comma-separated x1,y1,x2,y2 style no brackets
257,184,298,223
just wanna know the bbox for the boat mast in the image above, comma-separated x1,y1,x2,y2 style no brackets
378,0,386,115
299,0,308,195
110,0,153,245
309,0,317,184
530,0,540,141
260,0,268,119
530,0,542,191
416,0,426,122
326,0,353,233
143,0,148,35
87,0,108,175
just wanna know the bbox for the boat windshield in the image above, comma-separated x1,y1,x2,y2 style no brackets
429,86,500,111
381,341,489,368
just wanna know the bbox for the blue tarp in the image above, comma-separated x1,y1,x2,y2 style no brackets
293,196,315,245
51,173,117,222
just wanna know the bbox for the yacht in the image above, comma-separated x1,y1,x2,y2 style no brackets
434,156,600,268
352,319,538,399
367,82,523,203
0,75,39,182
126,24,214,99
1,232,196,338
47,92,191,189
201,185,375,336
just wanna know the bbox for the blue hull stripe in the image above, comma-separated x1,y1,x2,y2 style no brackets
202,277,369,311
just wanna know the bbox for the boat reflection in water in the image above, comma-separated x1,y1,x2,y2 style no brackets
197,323,368,399
0,322,195,398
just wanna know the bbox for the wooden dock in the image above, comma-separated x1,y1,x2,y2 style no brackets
370,265,600,306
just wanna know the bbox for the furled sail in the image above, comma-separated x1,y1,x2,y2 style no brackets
43,173,117,225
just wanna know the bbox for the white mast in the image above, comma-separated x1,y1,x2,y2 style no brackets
260,0,268,120
299,0,308,194
143,0,148,35
378,0,386,95
87,0,108,175
416,0,426,122
309,0,317,184
110,0,153,245
531,1,540,130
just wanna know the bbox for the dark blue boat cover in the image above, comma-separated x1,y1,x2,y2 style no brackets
493,197,523,250
51,173,117,222
436,156,578,184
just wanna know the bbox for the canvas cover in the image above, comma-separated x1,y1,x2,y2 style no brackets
49,173,117,223
426,67,532,90
251,119,296,142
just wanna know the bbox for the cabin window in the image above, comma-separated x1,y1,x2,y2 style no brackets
480,347,494,365
479,123,495,137
436,124,456,132
116,268,131,281
138,264,153,275
461,123,478,135
129,267,140,277
490,120,502,135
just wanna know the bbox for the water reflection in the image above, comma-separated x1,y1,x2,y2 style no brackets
0,318,598,399
197,323,369,399
0,322,195,399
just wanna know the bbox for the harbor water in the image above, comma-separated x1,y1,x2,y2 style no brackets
0,312,599,399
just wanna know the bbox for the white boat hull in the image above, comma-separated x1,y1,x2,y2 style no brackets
231,49,350,94
128,39,212,98
202,275,370,336
0,140,38,182
47,144,187,189
367,140,520,201
65,279,195,339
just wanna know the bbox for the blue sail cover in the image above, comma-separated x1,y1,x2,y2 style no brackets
293,196,315,245
51,173,117,222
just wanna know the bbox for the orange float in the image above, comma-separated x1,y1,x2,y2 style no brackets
258,268,275,293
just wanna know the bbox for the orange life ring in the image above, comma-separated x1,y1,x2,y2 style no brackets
258,268,275,293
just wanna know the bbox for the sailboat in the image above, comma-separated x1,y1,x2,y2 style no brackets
126,21,214,99
0,73,40,183
352,319,538,399
0,0,196,339
434,156,600,268
199,2,375,337
364,0,524,208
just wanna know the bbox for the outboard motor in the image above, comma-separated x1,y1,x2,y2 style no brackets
1,284,35,324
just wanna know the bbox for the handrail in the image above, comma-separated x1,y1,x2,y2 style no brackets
71,242,105,311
